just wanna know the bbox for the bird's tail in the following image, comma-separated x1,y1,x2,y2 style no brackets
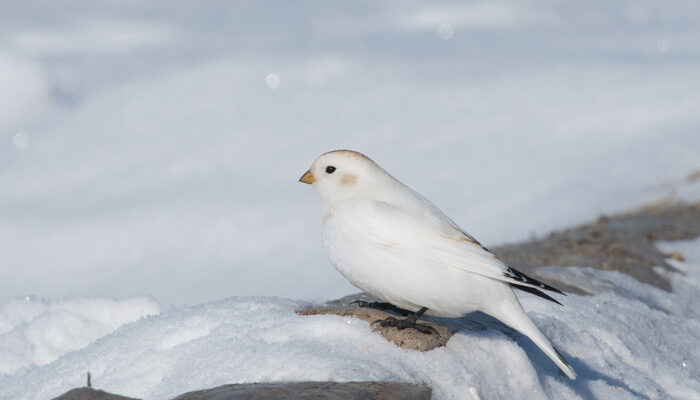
491,298,577,380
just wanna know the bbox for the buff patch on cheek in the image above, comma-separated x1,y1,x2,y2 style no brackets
340,173,358,186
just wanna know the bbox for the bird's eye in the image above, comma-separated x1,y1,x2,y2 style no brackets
326,166,336,174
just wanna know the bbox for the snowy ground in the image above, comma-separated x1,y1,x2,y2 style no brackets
1,1,700,305
1,238,698,400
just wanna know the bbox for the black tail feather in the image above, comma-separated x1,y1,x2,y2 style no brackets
510,283,563,306
503,267,566,295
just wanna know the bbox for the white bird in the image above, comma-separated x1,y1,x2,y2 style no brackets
299,149,577,380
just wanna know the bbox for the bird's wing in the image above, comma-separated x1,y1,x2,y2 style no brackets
358,200,562,294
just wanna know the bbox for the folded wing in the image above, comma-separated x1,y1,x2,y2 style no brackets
359,200,565,303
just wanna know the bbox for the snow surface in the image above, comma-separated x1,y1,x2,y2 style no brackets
1,238,698,400
1,1,700,306
0,297,159,375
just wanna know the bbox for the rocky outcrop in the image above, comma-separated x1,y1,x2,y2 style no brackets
299,293,453,351
492,201,700,293
52,387,138,400
172,381,431,400
52,382,431,400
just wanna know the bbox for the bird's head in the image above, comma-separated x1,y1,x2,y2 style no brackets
299,150,387,207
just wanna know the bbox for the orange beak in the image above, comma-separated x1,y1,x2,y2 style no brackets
298,169,316,184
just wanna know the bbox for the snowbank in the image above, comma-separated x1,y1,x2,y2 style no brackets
0,297,159,375
2,239,698,400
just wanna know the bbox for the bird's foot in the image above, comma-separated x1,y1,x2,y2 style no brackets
350,300,412,316
371,316,437,334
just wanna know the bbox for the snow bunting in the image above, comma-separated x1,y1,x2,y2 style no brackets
299,149,577,380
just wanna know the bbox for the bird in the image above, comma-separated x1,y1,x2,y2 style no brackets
299,149,577,380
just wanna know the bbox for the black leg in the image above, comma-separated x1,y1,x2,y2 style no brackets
350,300,412,316
414,307,428,318
372,306,437,334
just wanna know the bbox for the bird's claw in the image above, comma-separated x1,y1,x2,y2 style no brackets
371,316,437,335
351,300,412,316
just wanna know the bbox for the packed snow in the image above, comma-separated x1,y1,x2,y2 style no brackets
1,238,698,400
0,297,159,375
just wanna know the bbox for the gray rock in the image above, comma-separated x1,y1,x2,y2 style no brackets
52,387,139,400
492,201,700,293
299,294,453,352
172,381,431,400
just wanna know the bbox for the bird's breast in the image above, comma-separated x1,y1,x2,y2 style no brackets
322,207,384,282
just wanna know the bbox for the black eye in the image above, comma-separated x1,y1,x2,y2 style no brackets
325,166,336,174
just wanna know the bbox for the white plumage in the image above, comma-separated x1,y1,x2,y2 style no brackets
299,149,577,380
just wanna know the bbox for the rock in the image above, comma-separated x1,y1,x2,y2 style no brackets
172,381,431,400
492,201,700,293
298,293,453,351
52,387,139,400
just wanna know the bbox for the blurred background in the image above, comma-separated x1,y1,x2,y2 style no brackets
1,0,699,306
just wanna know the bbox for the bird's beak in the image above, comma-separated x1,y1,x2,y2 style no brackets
299,169,316,184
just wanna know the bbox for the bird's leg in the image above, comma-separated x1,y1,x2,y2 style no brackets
372,307,437,334
351,300,412,316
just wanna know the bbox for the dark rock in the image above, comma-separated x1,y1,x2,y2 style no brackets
52,387,139,400
171,381,431,400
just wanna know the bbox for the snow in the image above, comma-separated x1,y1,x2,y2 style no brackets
12,132,29,150
0,52,49,135
437,24,454,41
1,238,698,400
266,73,281,90
0,296,159,375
